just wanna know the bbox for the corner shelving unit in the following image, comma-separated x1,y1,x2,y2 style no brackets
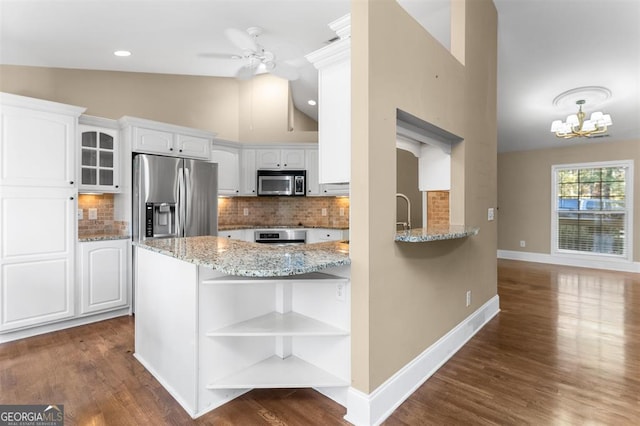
198,269,351,403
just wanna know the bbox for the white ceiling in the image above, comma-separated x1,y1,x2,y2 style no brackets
1,0,639,152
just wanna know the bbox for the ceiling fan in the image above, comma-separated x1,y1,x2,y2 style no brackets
211,26,301,81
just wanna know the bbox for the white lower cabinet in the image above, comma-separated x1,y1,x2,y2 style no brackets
79,239,128,315
306,228,349,244
0,187,76,333
218,229,250,241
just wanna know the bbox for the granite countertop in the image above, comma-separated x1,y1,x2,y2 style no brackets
135,236,350,277
218,225,349,231
395,225,479,242
79,233,130,243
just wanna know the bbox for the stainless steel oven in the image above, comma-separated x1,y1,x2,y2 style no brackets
254,229,307,245
257,170,306,196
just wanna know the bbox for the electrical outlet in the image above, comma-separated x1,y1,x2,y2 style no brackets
488,207,495,221
520,240,526,248
77,209,83,220
339,208,345,216
243,208,249,216
466,290,472,307
336,282,346,301
88,208,98,220
321,208,327,216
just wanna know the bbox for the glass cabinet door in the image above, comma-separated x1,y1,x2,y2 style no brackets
80,127,118,192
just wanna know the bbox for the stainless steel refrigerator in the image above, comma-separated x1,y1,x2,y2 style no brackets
132,154,218,241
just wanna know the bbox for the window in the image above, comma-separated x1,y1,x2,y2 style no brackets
552,161,633,261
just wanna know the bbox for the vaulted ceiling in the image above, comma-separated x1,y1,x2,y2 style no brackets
1,0,638,152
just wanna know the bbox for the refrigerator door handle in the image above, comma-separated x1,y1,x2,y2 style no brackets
177,167,185,236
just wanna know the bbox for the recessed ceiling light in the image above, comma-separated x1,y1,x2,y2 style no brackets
307,100,317,106
113,50,131,57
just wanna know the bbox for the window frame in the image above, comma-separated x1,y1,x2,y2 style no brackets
551,160,634,263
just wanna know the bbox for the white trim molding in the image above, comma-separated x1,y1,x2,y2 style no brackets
344,295,500,426
498,249,640,273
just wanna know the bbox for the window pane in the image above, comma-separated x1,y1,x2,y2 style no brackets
82,132,97,148
555,164,629,258
99,133,114,149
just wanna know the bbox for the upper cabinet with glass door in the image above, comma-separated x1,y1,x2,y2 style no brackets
78,116,120,193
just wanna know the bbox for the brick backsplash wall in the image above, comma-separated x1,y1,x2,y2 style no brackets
78,194,128,237
219,196,350,228
427,191,450,229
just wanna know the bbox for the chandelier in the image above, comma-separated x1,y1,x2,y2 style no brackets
550,99,612,139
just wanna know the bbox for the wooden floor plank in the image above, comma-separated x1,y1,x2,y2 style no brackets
1,259,638,425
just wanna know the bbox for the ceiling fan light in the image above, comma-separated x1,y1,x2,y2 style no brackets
581,120,596,132
602,114,612,126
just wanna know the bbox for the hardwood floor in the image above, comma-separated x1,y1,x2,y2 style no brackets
1,259,638,425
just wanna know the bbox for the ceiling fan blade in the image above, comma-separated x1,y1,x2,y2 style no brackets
270,62,300,81
236,64,257,80
224,28,258,52
198,53,241,60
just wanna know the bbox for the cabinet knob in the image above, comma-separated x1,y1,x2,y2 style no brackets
327,234,330,237
277,164,280,167
169,148,174,151
115,185,119,188
284,164,287,167
70,181,74,185
69,196,74,200
236,190,239,193
179,149,183,153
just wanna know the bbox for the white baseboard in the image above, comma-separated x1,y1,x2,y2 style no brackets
344,295,500,426
0,308,130,344
497,249,640,273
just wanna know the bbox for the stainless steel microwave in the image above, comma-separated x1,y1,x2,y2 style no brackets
257,170,306,196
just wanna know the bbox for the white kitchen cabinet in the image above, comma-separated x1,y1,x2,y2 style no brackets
121,116,214,160
0,186,77,332
240,149,257,195
0,92,84,188
306,15,351,184
256,148,305,170
305,148,321,196
79,239,128,315
320,183,350,196
210,143,240,196
79,116,120,193
306,228,349,244
218,229,247,240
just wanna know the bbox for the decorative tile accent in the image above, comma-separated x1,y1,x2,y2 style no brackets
427,191,450,230
218,196,349,229
78,194,128,238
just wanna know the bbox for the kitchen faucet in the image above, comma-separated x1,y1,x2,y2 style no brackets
396,193,411,231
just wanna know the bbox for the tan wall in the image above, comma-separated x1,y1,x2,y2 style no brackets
497,139,640,262
350,0,497,393
0,65,317,143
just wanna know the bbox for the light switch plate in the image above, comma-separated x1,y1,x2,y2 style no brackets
488,207,495,221
88,208,98,220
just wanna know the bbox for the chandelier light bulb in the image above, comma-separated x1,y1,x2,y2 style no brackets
550,99,613,139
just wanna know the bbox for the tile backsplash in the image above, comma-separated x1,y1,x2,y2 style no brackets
219,196,350,228
78,194,128,237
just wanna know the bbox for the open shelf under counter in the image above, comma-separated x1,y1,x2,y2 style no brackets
206,355,349,389
395,225,479,243
206,312,349,337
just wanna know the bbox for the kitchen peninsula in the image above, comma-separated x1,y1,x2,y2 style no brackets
134,236,351,418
